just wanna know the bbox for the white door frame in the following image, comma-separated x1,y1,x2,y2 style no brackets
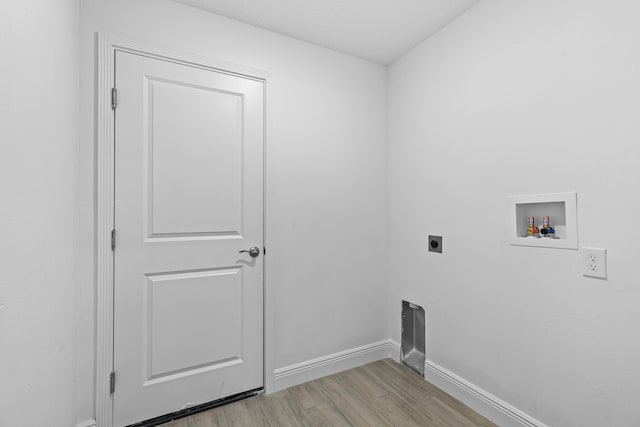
95,33,273,427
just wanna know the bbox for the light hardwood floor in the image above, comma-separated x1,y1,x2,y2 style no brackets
161,359,498,427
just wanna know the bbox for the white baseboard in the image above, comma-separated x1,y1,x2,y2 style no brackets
423,359,548,427
82,339,546,427
385,340,546,427
272,339,397,391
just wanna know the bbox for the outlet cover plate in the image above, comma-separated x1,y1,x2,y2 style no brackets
582,247,607,279
428,235,442,253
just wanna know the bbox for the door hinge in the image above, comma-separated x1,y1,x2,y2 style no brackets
109,371,116,394
111,229,116,251
111,88,117,110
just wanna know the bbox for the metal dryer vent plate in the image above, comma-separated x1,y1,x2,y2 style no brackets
401,300,425,376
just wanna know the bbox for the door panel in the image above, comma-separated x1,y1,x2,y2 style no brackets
143,267,243,382
147,77,243,237
113,51,264,426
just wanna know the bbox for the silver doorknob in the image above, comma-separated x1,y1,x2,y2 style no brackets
239,246,260,258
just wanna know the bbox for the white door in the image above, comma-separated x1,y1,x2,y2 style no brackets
113,51,264,426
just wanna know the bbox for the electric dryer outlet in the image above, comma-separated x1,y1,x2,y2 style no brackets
582,247,607,279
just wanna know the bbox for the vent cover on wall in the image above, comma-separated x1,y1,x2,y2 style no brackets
401,300,425,376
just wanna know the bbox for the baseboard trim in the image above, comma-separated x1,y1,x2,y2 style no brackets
87,338,546,426
272,339,396,391
383,340,547,427
274,339,548,426
424,360,548,427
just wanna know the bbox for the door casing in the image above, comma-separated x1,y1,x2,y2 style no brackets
95,33,273,427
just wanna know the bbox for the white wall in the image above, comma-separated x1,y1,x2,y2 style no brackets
0,1,79,426
11,1,636,424
388,0,640,426
77,0,388,422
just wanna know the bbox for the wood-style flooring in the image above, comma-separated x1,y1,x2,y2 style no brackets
161,358,498,427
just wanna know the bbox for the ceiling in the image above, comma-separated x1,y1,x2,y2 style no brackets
172,0,481,64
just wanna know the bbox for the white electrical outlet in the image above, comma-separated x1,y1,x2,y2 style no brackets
582,247,607,279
